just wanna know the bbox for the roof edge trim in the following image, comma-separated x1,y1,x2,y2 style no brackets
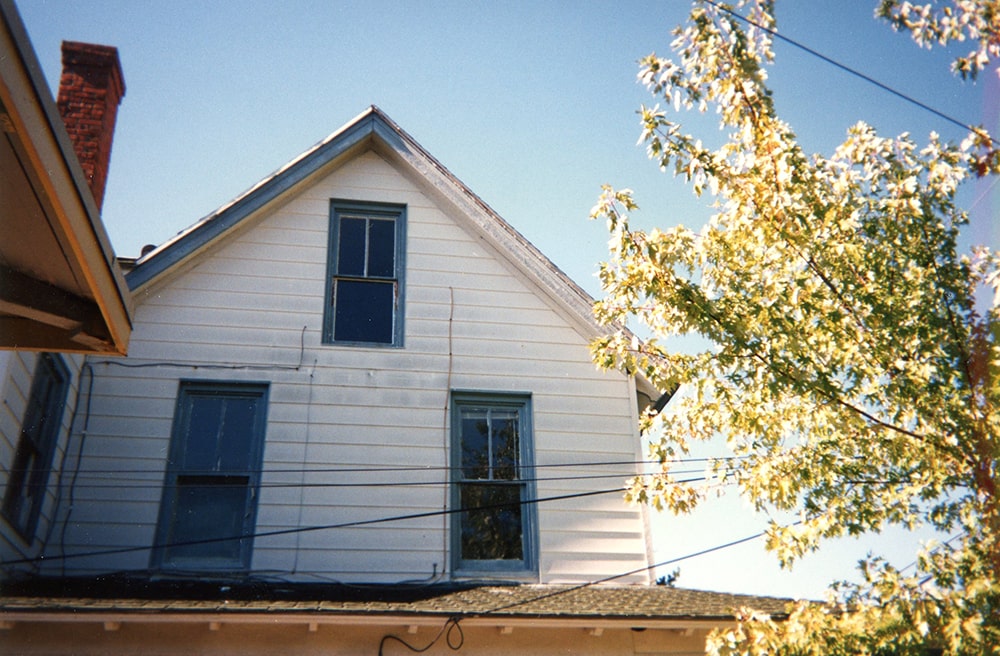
125,108,382,290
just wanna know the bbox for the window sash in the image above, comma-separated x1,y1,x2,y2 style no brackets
451,393,535,575
154,383,268,571
2,353,69,542
325,202,405,346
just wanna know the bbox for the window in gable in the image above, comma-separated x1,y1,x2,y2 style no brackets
152,381,269,571
2,353,70,542
324,201,406,346
451,391,537,577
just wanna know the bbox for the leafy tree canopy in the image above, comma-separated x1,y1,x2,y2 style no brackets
591,1,999,653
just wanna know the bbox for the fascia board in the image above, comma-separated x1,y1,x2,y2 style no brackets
0,0,132,354
0,609,735,631
125,110,380,292
370,113,660,396
369,114,605,341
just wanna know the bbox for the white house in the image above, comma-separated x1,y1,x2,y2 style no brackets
24,105,658,587
0,21,790,649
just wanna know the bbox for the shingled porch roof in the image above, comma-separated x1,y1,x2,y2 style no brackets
0,581,793,632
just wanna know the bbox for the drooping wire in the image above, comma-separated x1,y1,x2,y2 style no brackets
42,361,93,573
379,616,464,656
702,0,995,144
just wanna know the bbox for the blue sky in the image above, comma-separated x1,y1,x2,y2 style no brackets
16,1,994,598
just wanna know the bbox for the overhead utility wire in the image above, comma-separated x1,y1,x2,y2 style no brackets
37,468,714,491
34,456,744,477
2,484,644,568
2,473,729,568
703,0,995,145
477,530,769,617
375,530,770,655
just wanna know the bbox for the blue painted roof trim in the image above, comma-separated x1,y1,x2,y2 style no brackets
126,108,400,291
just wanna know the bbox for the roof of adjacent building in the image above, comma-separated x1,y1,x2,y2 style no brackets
0,580,792,624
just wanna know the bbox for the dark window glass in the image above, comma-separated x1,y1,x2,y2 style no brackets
163,475,249,564
367,218,395,277
337,217,366,276
180,396,224,471
326,203,404,346
156,384,267,571
333,280,394,343
492,411,519,480
460,411,490,479
460,484,524,560
2,354,69,541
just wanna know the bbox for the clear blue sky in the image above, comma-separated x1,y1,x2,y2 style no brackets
17,1,993,598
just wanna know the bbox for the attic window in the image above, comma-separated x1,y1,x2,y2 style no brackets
324,201,406,346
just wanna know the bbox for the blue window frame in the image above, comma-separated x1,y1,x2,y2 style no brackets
153,381,269,571
324,200,406,346
2,353,69,542
451,391,536,577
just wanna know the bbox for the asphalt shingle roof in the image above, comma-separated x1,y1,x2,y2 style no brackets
0,580,792,621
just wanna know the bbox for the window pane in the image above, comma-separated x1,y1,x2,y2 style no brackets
4,447,39,529
181,396,224,471
164,476,248,564
337,217,366,276
2,354,68,539
217,397,259,472
491,411,519,480
334,279,394,343
460,410,490,479
460,484,523,561
367,218,395,277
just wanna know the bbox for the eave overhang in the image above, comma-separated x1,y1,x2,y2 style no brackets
0,0,132,355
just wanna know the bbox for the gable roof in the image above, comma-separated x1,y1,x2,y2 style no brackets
126,106,602,339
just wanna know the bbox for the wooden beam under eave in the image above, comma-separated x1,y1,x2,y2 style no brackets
0,4,131,355
0,316,111,353
0,264,116,351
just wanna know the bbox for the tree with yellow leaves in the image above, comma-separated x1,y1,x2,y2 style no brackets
591,1,999,653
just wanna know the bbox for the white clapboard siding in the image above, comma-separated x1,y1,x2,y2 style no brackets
56,149,650,584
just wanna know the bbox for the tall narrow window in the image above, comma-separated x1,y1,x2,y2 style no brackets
2,353,69,542
325,200,406,346
153,382,268,571
451,392,536,576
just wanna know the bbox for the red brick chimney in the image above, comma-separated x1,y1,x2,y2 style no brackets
56,41,125,211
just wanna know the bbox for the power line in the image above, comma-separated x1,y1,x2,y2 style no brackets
2,471,726,569
1,485,634,568
702,0,994,144
25,468,714,491
19,456,743,477
477,529,768,617
374,529,770,655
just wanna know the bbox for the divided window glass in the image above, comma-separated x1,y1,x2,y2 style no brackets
451,392,536,576
325,202,405,346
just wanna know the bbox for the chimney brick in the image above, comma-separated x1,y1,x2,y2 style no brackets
56,41,125,211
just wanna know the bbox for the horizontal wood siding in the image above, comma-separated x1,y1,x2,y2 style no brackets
59,151,649,584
